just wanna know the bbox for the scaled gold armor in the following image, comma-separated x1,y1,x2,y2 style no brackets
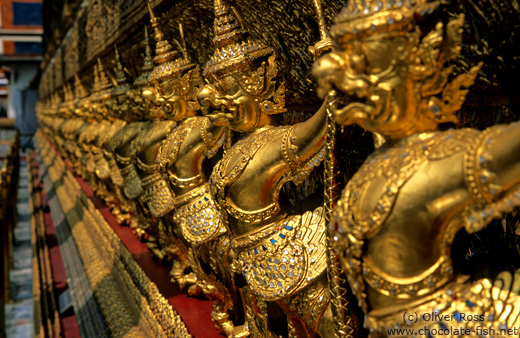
124,5,180,262
312,0,520,336
198,1,334,336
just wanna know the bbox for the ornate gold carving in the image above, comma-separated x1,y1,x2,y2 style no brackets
234,207,327,302
314,0,520,335
140,173,175,217
36,1,520,337
197,1,338,336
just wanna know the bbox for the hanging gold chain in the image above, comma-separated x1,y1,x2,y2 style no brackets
324,91,354,338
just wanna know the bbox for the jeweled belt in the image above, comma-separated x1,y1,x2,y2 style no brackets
365,277,516,337
140,172,174,217
362,255,453,299
174,183,227,246
232,207,328,301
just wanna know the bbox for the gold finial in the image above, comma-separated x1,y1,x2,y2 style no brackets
62,82,74,105
55,90,61,108
147,0,178,65
97,57,112,91
142,26,153,72
134,26,154,87
147,1,195,84
74,74,89,100
65,83,71,103
204,0,274,77
50,90,59,110
331,0,444,45
68,82,75,102
92,63,100,93
114,45,127,84
112,45,131,96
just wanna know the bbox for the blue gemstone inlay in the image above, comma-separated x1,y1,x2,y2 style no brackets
279,234,286,239
270,239,277,244
204,196,209,201
465,300,476,308
285,226,293,230
262,245,267,251
253,248,258,255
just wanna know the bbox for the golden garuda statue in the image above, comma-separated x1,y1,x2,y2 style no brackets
312,0,520,336
107,30,155,235
197,0,341,336
145,1,241,335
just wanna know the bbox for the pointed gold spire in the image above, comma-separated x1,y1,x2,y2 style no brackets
74,74,89,100
92,63,100,93
142,26,154,73
68,83,75,103
51,90,61,110
114,45,128,85
147,0,178,65
112,45,131,96
63,82,73,103
147,0,195,84
203,0,273,77
97,57,112,91
134,26,155,87
59,83,74,116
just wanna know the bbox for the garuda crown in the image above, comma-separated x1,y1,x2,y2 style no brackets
134,26,154,87
74,74,89,101
90,58,112,103
202,0,285,115
331,0,443,45
111,46,131,97
147,1,196,85
203,0,274,77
